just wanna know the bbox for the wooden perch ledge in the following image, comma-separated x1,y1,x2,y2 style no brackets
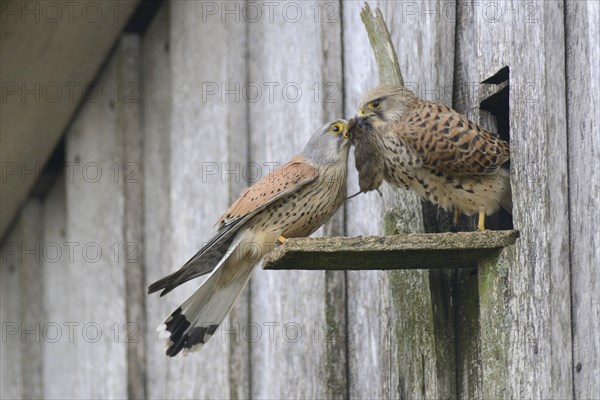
263,5,521,273
263,230,519,270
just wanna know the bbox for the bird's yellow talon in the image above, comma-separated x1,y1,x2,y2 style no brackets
278,236,287,244
453,208,460,226
477,212,486,232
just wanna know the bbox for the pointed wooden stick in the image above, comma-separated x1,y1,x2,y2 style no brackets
360,2,404,86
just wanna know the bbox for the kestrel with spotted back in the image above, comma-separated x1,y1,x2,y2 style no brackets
347,85,511,231
148,120,351,356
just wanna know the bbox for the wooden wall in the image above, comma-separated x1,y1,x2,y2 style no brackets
565,2,600,398
1,1,598,398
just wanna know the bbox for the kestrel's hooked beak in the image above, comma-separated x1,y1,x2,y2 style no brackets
345,116,372,145
344,118,358,140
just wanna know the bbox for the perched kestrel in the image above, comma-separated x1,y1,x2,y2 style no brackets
347,85,511,231
148,120,351,356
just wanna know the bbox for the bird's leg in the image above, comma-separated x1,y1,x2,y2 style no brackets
278,236,287,244
477,212,486,232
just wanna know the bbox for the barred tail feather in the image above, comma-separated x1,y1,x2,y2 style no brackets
147,226,239,296
158,237,254,356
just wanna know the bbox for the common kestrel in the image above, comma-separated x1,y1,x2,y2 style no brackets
347,85,511,231
148,120,351,356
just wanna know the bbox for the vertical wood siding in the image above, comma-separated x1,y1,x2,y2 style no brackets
64,41,129,398
0,1,598,398
565,2,600,398
474,2,573,398
343,1,456,398
143,1,249,398
41,176,69,399
247,1,345,397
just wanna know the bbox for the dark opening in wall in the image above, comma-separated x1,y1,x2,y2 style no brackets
480,66,513,230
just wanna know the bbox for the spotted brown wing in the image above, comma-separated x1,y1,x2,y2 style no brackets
399,101,510,175
216,154,319,226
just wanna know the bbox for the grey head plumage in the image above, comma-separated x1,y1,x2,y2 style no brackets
302,119,351,165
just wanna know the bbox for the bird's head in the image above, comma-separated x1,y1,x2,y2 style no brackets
347,85,418,143
302,119,351,165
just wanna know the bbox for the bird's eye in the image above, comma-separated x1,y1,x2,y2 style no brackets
368,100,381,110
329,121,344,135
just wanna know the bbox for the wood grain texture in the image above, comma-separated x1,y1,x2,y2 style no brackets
65,45,128,398
454,266,482,399
452,2,484,397
264,231,519,270
224,12,252,400
223,4,251,397
0,200,44,398
565,1,600,398
478,246,513,400
0,226,23,399
142,1,249,398
359,3,404,86
476,2,573,398
316,2,348,397
248,1,345,397
18,200,44,399
0,0,141,238
3,0,596,396
343,2,456,398
116,35,146,400
40,175,72,399
141,5,174,398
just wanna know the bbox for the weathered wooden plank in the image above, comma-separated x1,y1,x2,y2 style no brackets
18,200,44,399
343,2,456,397
141,5,173,398
478,246,513,400
221,5,251,398
565,1,600,398
40,174,72,399
223,13,252,400
247,1,345,397
65,42,128,399
454,266,482,400
1,0,141,238
143,1,249,398
315,2,348,397
0,201,43,398
452,2,483,397
115,34,146,400
307,3,348,394
264,231,519,270
392,2,460,395
170,0,249,396
0,226,23,399
476,1,572,398
359,4,404,87
521,2,572,397
344,3,419,397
